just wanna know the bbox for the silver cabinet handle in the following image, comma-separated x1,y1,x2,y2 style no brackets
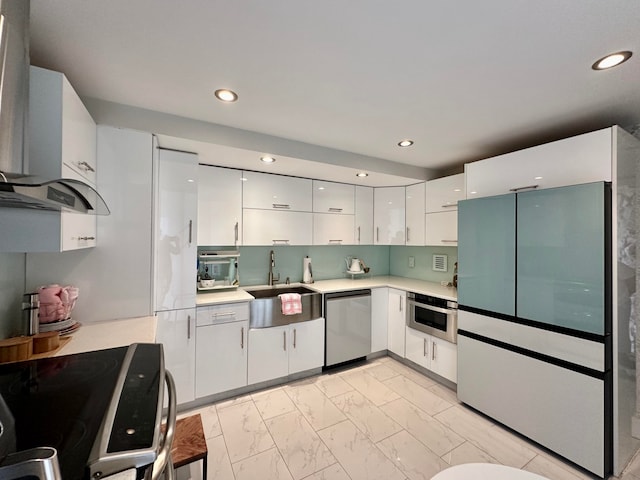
188,220,193,244
376,227,379,242
234,221,239,245
77,161,95,173
432,341,436,361
272,240,290,245
212,311,236,319
509,184,539,192
357,226,361,242
329,240,342,244
441,240,457,243
399,296,403,312
423,338,427,357
283,331,287,351
441,203,457,208
241,327,244,349
406,227,410,242
293,328,297,348
273,203,291,209
328,207,343,212
78,236,96,241
187,315,191,339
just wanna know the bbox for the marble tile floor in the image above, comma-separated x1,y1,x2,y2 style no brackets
174,356,637,480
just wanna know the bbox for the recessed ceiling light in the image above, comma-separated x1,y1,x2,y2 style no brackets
592,51,632,70
214,89,238,102
318,186,325,190
453,188,461,192
398,140,414,147
356,172,369,177
260,156,276,164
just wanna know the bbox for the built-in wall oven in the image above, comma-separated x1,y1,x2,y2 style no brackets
0,343,176,480
406,292,458,343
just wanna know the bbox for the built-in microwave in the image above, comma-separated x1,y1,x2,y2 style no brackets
406,292,458,343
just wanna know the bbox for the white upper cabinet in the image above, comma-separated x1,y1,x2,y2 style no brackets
313,213,355,245
312,180,355,214
154,149,198,311
425,173,465,212
29,66,97,185
198,165,242,246
374,186,405,245
243,209,312,246
425,173,464,246
355,186,374,244
465,127,612,199
405,183,425,246
242,171,312,211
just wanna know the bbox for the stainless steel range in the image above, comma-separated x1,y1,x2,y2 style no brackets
0,343,176,480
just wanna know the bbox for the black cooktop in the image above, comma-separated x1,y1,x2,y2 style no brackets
0,347,127,479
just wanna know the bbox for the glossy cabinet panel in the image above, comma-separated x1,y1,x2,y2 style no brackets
313,180,355,214
517,182,607,335
242,171,312,211
155,149,198,311
387,288,406,356
425,211,457,246
288,318,325,374
425,173,465,213
355,186,374,244
405,182,425,246
371,288,389,352
198,165,242,246
313,213,355,245
243,209,313,245
457,194,516,315
374,186,405,245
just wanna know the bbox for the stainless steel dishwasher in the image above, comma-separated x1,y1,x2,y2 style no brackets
325,289,372,367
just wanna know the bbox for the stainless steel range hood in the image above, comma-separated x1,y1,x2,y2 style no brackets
0,0,109,215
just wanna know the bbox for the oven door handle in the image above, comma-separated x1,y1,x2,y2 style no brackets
407,299,452,316
152,370,177,480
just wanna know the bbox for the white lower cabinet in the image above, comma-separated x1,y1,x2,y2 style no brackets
248,318,325,385
387,289,406,357
156,309,196,405
195,303,249,398
405,327,457,383
371,288,389,352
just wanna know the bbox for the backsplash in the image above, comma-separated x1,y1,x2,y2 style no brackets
389,245,458,284
0,253,26,338
199,245,391,286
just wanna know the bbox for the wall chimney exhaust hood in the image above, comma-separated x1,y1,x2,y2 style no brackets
0,0,109,215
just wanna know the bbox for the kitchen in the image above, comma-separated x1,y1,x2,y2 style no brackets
1,1,640,479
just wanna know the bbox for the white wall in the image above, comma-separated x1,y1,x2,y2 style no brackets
25,126,154,323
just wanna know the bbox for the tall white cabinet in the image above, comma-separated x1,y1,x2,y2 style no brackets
355,186,374,244
405,182,425,246
154,148,198,405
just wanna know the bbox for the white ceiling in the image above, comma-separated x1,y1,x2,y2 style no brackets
29,0,640,184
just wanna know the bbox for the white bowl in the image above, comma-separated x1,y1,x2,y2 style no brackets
200,279,215,287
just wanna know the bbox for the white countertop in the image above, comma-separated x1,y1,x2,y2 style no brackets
55,315,157,356
195,275,457,306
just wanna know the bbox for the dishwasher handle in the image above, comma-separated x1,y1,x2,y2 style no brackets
325,289,371,301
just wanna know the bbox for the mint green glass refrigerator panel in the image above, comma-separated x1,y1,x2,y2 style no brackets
516,182,606,335
458,194,516,316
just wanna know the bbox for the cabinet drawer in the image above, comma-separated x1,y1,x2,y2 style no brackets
197,302,250,326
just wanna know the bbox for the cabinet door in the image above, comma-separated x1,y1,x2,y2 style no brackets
155,150,198,311
405,327,430,370
289,318,325,374
195,320,248,397
405,183,425,246
425,211,457,246
247,326,289,384
355,186,374,244
517,182,607,335
371,288,389,352
387,288,406,356
198,165,242,246
156,309,196,405
242,171,312,211
61,165,97,251
430,337,457,383
426,174,465,213
374,187,405,245
313,180,355,214
243,209,312,246
465,127,612,199
458,194,515,316
313,213,355,245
